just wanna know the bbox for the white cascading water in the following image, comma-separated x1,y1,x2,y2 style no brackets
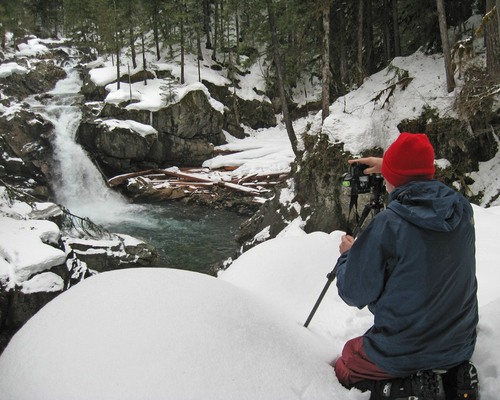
28,53,135,224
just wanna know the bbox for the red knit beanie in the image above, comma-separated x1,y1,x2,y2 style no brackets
381,132,435,187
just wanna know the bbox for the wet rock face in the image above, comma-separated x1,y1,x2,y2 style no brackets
0,108,55,199
76,89,225,174
0,59,66,100
0,50,73,200
202,80,277,138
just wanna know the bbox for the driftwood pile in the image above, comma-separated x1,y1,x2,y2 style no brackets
108,167,289,204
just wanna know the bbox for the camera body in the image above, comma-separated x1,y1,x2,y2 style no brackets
342,163,374,194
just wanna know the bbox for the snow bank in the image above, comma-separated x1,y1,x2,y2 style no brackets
0,217,66,284
0,205,498,399
315,51,456,155
99,119,158,138
16,38,50,57
0,268,341,400
202,125,294,177
0,62,28,78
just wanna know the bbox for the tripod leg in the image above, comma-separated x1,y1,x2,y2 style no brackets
304,271,336,327
352,204,374,238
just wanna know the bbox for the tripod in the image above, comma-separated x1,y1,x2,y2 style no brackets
303,182,385,328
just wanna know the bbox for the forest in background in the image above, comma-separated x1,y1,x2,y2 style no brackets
1,0,499,155
1,1,497,90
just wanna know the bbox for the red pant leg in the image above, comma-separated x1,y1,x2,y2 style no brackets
334,336,395,388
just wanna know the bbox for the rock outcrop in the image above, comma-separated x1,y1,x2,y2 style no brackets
202,80,277,138
77,89,226,175
0,108,56,199
1,58,66,100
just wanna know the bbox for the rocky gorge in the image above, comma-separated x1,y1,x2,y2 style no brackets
0,35,295,354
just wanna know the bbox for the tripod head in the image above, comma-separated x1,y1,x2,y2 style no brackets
342,164,386,238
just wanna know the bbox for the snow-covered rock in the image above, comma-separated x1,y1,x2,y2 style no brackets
0,216,66,284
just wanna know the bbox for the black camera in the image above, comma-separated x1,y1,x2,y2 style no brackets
342,163,374,194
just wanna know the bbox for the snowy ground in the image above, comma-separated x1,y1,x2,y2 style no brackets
0,207,498,400
1,34,499,398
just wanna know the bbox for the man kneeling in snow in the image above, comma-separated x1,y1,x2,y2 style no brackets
333,133,479,400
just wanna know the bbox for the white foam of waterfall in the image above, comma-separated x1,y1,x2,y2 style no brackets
29,57,140,224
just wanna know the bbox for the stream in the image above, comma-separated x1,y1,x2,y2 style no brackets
105,202,246,275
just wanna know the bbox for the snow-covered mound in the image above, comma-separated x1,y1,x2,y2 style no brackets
0,268,341,400
219,230,373,342
2,203,498,399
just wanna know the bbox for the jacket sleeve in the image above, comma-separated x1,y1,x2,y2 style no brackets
335,213,396,309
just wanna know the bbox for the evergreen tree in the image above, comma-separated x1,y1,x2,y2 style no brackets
63,0,97,44
1,0,33,41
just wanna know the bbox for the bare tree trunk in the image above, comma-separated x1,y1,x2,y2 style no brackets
365,0,374,73
1,25,5,49
126,0,137,69
392,0,401,57
180,7,185,84
497,0,500,34
129,26,137,69
142,33,147,86
115,40,121,90
212,0,219,61
113,0,121,90
151,0,161,60
203,0,212,49
356,0,364,86
338,6,348,90
485,0,500,76
265,0,300,157
383,0,391,62
436,0,455,92
235,13,240,64
322,1,330,121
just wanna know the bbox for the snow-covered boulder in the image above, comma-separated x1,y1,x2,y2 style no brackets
0,216,66,283
77,86,226,172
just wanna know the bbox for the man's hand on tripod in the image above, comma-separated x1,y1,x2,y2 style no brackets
348,157,383,175
339,234,355,254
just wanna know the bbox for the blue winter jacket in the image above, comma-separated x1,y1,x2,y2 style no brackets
335,180,478,376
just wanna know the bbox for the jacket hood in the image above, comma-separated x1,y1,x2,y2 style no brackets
388,180,466,232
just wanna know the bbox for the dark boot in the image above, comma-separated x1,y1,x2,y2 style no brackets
371,376,413,399
443,361,479,400
366,370,445,400
411,370,446,400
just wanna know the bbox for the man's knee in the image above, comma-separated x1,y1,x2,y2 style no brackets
333,356,352,388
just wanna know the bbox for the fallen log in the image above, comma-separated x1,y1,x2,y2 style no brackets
108,169,166,187
108,166,287,199
218,181,261,194
161,169,214,183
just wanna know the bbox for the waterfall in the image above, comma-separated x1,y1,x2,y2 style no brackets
28,55,135,224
